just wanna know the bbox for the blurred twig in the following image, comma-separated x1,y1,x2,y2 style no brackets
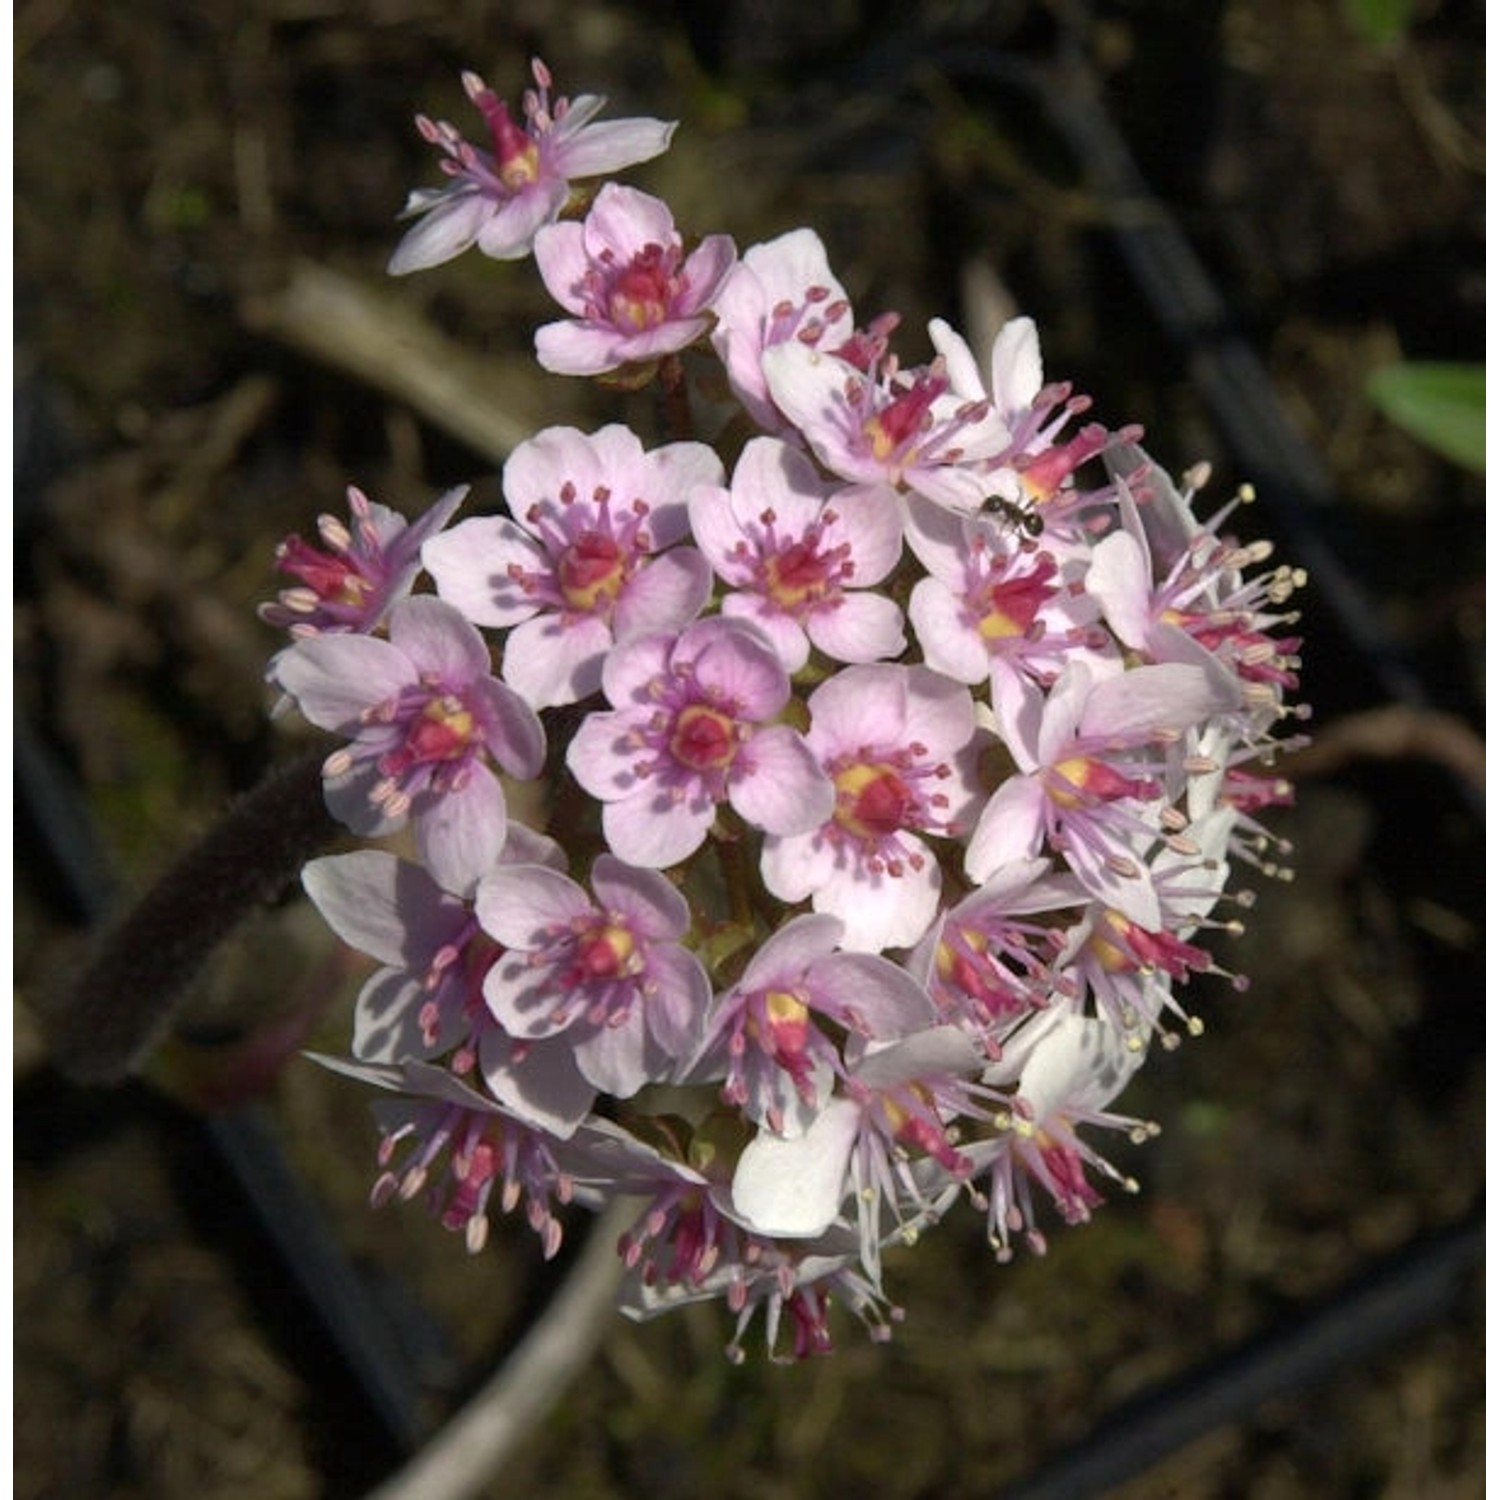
240,260,589,466
363,1199,636,1500
1279,703,1485,800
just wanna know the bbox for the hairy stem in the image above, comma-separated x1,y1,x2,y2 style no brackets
43,750,341,1085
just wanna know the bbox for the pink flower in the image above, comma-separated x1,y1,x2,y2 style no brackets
533,184,737,376
1086,479,1304,727
301,830,564,1071
907,859,1087,1056
929,314,1128,525
476,855,711,1099
964,660,1239,928
709,227,878,433
730,1026,983,1277
688,436,905,672
903,494,1106,696
760,336,1010,511
422,425,718,707
311,1057,587,1256
274,596,546,894
688,912,940,1136
260,483,466,640
760,664,987,953
564,1116,747,1285
1053,804,1242,1043
388,59,677,274
566,616,834,868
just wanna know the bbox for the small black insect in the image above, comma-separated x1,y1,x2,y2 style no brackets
979,494,1044,538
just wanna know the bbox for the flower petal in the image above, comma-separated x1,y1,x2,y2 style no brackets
731,1098,861,1237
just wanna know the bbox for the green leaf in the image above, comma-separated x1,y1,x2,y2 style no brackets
1341,0,1414,47
1366,361,1486,473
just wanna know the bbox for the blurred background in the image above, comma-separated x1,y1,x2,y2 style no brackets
14,1,1484,1497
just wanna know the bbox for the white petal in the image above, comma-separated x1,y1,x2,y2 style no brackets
731,1098,861,1237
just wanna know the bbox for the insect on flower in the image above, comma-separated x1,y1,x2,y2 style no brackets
980,494,1045,539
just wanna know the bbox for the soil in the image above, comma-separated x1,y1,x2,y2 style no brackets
14,3,1485,1498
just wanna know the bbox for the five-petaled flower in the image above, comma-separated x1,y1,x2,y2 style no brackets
275,596,546,895
761,663,988,953
566,616,834,868
533,184,737,377
423,424,719,707
688,436,906,673
261,483,466,641
476,854,711,1098
388,58,677,274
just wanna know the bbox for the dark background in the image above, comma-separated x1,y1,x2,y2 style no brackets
15,2,1484,1496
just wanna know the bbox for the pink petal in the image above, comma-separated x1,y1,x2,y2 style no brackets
573,1009,658,1099
721,596,809,674
990,316,1044,419
565,710,640,800
759,829,838,905
301,851,458,967
898,665,982,758
531,220,591,313
387,191,493,275
678,233,739,307
552,116,677,178
805,663,908,752
414,766,509,896
1080,661,1235,740
807,591,906,665
590,855,690,940
388,596,491,685
854,1026,980,1090
475,183,567,261
533,319,627,377
477,1031,597,1139
469,675,546,778
730,726,834,836
806,951,937,1037
963,776,1049,885
502,611,613,709
423,516,548,628
276,634,412,732
736,912,844,992
908,579,988,684
353,969,444,1063
611,549,713,639
582,182,677,261
476,864,592,949
644,944,713,1057
812,841,942,954
602,786,715,869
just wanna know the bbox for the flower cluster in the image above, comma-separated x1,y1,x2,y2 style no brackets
266,60,1306,1362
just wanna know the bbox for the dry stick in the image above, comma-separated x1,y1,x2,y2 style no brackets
240,259,590,466
363,1199,638,1500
